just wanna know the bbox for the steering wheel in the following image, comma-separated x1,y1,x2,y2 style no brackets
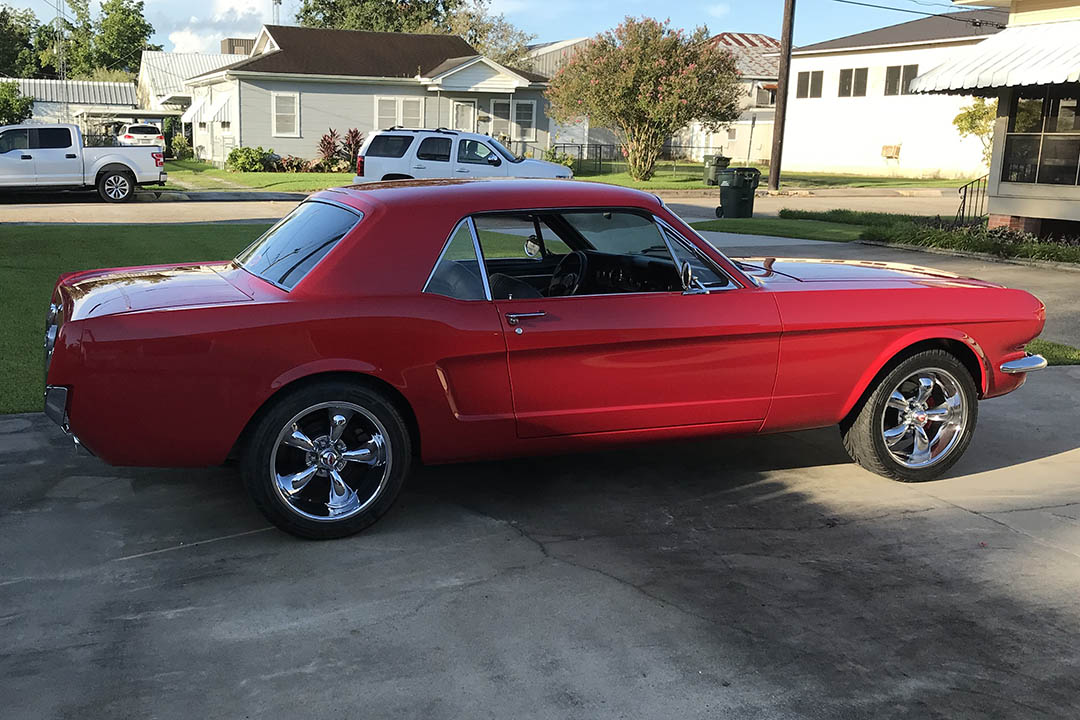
548,250,588,297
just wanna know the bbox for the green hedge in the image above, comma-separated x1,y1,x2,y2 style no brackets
777,208,933,227
863,222,1080,264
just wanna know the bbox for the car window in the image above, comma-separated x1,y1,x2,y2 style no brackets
661,226,730,288
127,126,160,135
366,135,413,158
0,129,29,153
472,214,570,260
236,201,361,290
458,139,497,165
424,221,487,300
560,211,668,256
34,128,72,149
416,137,451,162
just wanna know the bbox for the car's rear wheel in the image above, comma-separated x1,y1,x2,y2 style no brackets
841,349,978,482
97,170,135,202
241,381,412,539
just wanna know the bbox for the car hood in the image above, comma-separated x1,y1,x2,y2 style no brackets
60,262,253,320
733,257,1003,287
517,158,573,178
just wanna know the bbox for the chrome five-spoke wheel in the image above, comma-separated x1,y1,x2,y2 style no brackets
243,381,412,538
881,368,967,469
271,402,392,521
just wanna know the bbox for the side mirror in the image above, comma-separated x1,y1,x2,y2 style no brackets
487,154,501,166
523,237,541,258
680,261,693,290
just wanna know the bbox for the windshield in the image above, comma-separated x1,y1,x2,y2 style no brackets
488,137,523,163
236,201,361,290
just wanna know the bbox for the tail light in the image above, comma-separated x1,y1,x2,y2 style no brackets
152,152,163,167
355,154,364,177
156,135,164,141
123,134,133,139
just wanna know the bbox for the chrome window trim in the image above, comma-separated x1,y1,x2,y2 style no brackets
664,217,753,289
235,198,364,293
653,216,740,292
421,218,492,302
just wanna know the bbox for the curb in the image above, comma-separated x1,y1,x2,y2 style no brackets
145,190,308,202
857,240,1080,273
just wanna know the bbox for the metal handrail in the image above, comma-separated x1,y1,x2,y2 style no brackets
954,174,989,227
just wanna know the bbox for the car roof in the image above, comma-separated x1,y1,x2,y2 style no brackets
315,178,664,215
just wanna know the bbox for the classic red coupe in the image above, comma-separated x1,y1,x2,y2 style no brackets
43,179,1047,538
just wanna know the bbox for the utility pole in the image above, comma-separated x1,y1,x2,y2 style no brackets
768,0,796,192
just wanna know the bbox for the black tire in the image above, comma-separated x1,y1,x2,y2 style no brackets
241,380,413,539
840,349,978,482
97,169,135,202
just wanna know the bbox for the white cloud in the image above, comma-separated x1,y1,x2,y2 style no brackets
706,3,731,19
152,0,269,53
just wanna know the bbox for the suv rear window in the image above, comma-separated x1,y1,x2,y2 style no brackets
366,135,413,158
236,201,361,290
127,126,161,134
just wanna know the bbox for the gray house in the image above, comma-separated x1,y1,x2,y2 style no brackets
185,25,551,165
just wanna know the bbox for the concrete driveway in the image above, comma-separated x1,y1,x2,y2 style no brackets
3,366,1079,719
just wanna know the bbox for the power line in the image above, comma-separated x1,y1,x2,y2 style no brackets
830,0,1008,28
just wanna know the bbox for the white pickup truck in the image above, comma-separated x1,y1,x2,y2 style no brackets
0,123,167,202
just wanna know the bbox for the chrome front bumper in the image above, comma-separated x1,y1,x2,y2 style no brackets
1000,354,1048,374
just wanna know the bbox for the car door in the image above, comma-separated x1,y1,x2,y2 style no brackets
454,138,507,178
30,127,81,185
411,136,453,179
478,209,782,439
0,128,33,187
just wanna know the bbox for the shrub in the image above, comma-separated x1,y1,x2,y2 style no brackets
862,222,1080,264
778,208,934,227
279,154,309,173
171,134,193,160
318,128,341,164
226,145,277,172
542,147,575,168
341,128,364,166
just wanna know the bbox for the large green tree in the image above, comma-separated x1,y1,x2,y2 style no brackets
95,0,158,74
547,17,742,180
0,5,39,78
417,0,533,67
297,0,462,33
0,80,34,124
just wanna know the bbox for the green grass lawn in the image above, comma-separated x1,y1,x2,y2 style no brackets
1025,338,1080,366
690,218,867,243
165,160,353,193
575,167,967,191
1,223,271,414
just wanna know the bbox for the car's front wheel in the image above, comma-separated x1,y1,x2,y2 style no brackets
242,381,412,539
841,349,978,482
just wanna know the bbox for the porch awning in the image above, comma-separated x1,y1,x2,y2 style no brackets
180,95,206,123
910,20,1080,94
206,95,231,123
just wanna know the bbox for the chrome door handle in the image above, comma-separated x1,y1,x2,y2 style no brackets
412,164,426,169
454,168,469,173
506,312,545,325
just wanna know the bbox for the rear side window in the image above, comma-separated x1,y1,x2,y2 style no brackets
366,135,413,158
424,221,486,300
34,128,72,149
236,201,361,290
0,129,29,153
416,137,451,162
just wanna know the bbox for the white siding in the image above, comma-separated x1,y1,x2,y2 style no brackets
438,62,521,92
783,41,989,178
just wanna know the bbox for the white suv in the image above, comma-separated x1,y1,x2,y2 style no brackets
353,128,572,183
117,123,164,147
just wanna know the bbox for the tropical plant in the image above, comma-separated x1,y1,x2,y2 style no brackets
226,146,277,172
279,154,309,173
953,97,998,168
170,134,193,160
341,127,364,166
318,127,341,163
547,17,742,181
0,80,33,125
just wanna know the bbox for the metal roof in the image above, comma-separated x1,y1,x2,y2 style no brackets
140,51,247,98
15,78,136,106
911,20,1080,93
794,9,1006,55
712,33,780,79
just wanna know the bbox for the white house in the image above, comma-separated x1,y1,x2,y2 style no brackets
137,50,246,111
782,8,1007,178
14,78,136,124
913,0,1080,234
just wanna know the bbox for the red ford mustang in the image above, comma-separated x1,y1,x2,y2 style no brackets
43,180,1047,538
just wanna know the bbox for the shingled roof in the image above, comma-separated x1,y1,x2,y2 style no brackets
712,33,780,79
794,9,1007,54
192,25,545,83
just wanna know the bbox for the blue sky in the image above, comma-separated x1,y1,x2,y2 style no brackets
9,0,982,54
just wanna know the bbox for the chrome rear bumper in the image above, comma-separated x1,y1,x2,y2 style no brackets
43,385,93,456
1000,354,1048,374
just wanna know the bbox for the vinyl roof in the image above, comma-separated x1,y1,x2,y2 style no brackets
794,9,1007,54
15,78,136,106
911,20,1080,93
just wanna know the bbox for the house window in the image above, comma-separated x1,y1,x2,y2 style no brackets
220,121,231,131
272,92,300,137
838,68,868,97
1002,87,1080,186
885,65,919,96
452,100,475,132
796,71,823,99
375,97,425,129
728,127,738,141
514,100,536,142
491,100,511,138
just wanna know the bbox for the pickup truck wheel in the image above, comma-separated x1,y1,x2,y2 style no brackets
98,170,134,202
840,349,978,482
241,381,412,539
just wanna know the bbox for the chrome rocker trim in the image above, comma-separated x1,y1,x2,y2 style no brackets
1000,354,1048,374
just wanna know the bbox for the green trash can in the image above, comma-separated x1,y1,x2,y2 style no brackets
703,154,731,186
716,167,761,218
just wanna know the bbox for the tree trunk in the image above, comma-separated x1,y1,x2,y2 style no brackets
624,125,665,181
